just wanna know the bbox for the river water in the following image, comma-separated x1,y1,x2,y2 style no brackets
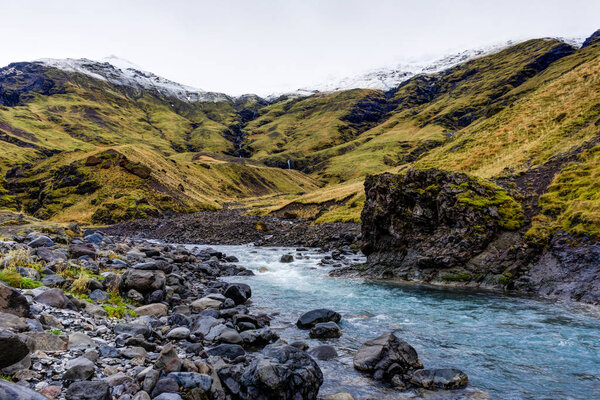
188,244,600,400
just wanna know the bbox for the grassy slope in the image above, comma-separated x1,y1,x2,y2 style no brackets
0,68,319,223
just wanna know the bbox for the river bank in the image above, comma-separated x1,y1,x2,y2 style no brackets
100,209,360,250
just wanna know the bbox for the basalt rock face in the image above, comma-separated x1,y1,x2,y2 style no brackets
338,168,600,305
352,169,525,283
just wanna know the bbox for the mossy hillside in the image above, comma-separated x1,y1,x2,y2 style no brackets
415,42,600,178
244,89,386,159
527,144,600,242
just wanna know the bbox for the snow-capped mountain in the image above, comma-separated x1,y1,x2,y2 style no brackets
36,56,230,103
282,37,585,96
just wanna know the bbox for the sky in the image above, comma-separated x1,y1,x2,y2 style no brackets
2,0,599,96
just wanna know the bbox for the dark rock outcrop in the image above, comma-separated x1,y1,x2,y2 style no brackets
0,281,31,317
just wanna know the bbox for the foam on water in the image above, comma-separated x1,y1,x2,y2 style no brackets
188,244,600,399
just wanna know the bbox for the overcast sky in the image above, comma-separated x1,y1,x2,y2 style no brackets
3,0,599,95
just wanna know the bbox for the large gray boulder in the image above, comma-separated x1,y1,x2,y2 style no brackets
353,332,423,382
34,288,77,310
0,329,29,369
120,269,166,294
0,281,30,317
240,345,323,400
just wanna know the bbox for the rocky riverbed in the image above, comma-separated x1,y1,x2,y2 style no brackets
0,227,469,400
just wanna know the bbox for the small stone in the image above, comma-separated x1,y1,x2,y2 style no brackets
409,368,469,389
154,343,182,373
190,297,222,313
28,236,54,248
280,254,294,263
297,308,341,329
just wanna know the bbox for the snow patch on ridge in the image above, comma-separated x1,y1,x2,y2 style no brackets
36,57,230,103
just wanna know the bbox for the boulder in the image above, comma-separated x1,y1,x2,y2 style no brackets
0,329,29,369
66,380,111,400
297,308,341,329
154,343,182,373
63,356,95,381
206,344,245,360
0,379,50,400
151,377,179,398
35,288,76,310
223,283,252,305
84,233,104,244
23,331,68,351
120,269,165,294
88,289,110,302
167,372,212,390
240,345,323,399
68,332,95,349
0,312,29,332
0,281,30,317
353,332,423,382
114,323,151,338
41,274,66,287
239,328,279,348
69,243,97,259
27,236,54,248
166,327,190,340
135,303,168,317
190,297,222,313
409,368,468,389
309,321,342,338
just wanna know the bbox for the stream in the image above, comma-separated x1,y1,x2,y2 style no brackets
187,244,600,400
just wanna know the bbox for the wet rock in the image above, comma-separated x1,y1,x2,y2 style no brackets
41,274,66,287
66,380,111,400
297,308,341,329
409,368,468,389
309,321,342,338
308,345,338,360
0,329,29,369
34,288,76,310
0,379,49,400
280,254,294,263
63,356,95,381
0,281,30,317
135,303,168,317
239,328,279,348
28,235,54,248
241,345,323,399
223,283,252,305
353,332,423,382
167,372,212,390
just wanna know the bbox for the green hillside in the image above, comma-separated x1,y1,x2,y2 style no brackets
0,32,599,241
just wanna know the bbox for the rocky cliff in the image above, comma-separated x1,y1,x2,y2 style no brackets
332,169,600,305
